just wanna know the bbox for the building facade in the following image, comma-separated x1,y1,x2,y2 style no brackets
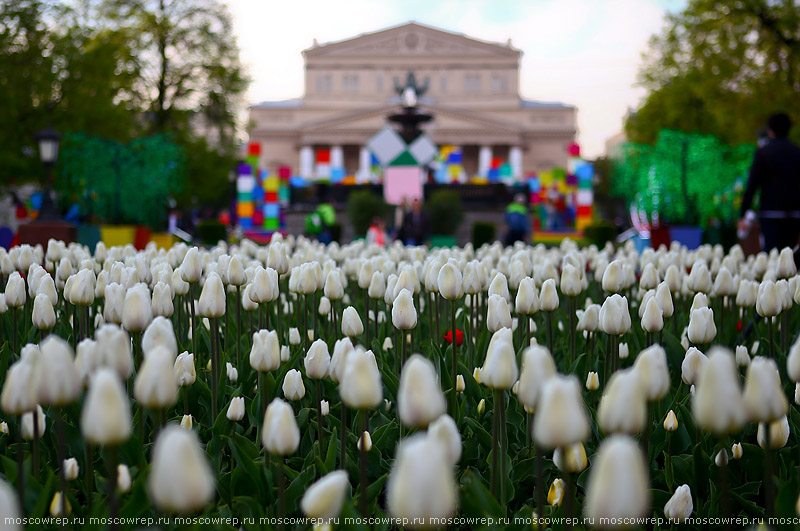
248,22,577,180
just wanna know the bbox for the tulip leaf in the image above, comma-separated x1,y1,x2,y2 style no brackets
464,417,492,450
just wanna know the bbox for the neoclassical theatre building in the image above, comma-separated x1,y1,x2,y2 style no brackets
247,22,577,181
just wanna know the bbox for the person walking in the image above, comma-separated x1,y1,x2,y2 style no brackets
739,113,800,252
399,198,429,245
504,193,530,245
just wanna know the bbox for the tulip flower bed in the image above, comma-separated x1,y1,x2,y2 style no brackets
0,237,799,530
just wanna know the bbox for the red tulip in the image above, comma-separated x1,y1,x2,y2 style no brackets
443,329,464,346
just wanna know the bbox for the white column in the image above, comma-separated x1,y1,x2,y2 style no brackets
478,145,492,177
331,145,344,168
509,145,523,181
299,146,314,179
358,146,372,183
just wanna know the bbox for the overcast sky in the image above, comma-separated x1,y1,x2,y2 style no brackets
229,0,684,158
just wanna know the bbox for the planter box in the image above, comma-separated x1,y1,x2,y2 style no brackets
100,225,137,247
77,225,101,249
650,225,703,250
429,235,457,248
149,232,175,249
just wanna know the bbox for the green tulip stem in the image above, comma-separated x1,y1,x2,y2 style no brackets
359,409,368,516
524,314,531,353
314,291,319,343
546,311,553,356
210,317,219,419
767,316,775,360
450,299,458,417
55,409,68,523
277,455,286,531
183,388,189,416
568,296,576,367
11,308,18,357
435,293,441,339
31,407,40,481
718,438,729,521
564,471,574,531
363,290,370,348
85,444,93,514
315,380,323,462
189,282,197,361
105,445,118,530
492,389,507,505
340,405,347,469
765,427,774,520
304,294,309,353
15,418,23,513
535,436,544,531
373,298,378,345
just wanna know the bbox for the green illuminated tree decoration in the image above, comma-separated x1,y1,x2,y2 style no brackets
57,132,184,229
612,129,754,227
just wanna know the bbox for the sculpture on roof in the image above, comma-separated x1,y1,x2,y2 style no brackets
394,71,429,108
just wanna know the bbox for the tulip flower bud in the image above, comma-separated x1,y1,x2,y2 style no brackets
692,347,746,435
598,368,647,435
32,293,56,330
688,262,712,293
152,282,174,318
664,484,693,522
387,434,457,526
37,336,81,406
758,416,791,450
134,347,179,409
664,410,678,431
267,243,289,276
93,324,132,380
687,307,716,345
486,294,512,333
743,357,787,423
756,280,782,318
63,457,79,481
516,345,556,413
713,266,736,297
81,368,131,446
341,306,364,338
250,267,279,304
391,289,417,330
553,442,588,473
319,296,331,316
301,470,349,521
282,369,306,401
262,398,300,455
21,405,46,440
437,263,463,301
147,425,215,513
296,263,317,296
122,283,153,333
585,371,599,391
142,316,178,359
601,260,624,292
103,283,125,325
366,271,385,301
226,256,246,287
477,398,485,415
339,346,383,409
690,292,710,313
71,269,96,306
329,338,353,383
357,431,372,452
226,362,238,383
640,297,664,333
777,247,797,278
539,278,559,311
515,277,539,315
534,375,590,449
288,327,301,345
428,414,462,465
735,345,751,368
577,304,600,333
560,264,582,297
681,347,707,385
633,344,670,401
0,422,8,434
456,375,465,393
599,294,631,335
548,478,565,506
180,248,202,283
731,442,743,460
398,355,446,428
49,492,70,517
197,273,225,318
584,435,650,523
304,339,331,379
227,397,245,421
715,449,728,467
116,464,132,493
735,279,757,307
250,330,281,372
488,273,510,301
180,414,193,430
4,273,25,308
480,328,519,390
323,270,344,301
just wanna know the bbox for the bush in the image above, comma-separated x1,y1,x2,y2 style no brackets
426,190,463,235
583,221,616,248
472,222,496,247
346,190,389,237
196,220,227,246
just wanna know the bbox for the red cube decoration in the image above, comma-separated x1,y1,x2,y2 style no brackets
278,165,292,180
316,149,330,164
248,142,261,156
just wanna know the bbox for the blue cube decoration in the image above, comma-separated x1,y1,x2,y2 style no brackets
263,203,280,219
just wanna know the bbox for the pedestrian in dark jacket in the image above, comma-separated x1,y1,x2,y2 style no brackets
399,198,429,245
739,113,800,252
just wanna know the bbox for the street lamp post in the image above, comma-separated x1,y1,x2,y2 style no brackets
35,127,61,221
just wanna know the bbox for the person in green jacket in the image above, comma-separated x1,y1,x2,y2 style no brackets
504,193,530,245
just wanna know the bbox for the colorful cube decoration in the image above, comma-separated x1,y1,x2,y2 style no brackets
235,149,291,234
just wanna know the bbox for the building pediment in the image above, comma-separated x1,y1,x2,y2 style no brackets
304,22,520,59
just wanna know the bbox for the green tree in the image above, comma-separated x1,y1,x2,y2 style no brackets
627,0,800,145
101,0,248,206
